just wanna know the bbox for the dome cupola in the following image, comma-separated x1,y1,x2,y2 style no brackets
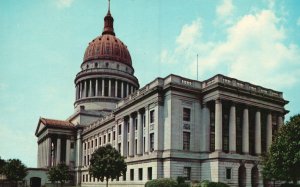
74,0,139,113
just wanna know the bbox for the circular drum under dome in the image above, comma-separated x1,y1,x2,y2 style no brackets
74,5,139,113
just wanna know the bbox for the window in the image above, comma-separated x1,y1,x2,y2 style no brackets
82,174,85,182
113,131,116,140
118,143,121,152
130,169,134,181
95,139,97,147
85,174,88,182
150,110,155,123
87,155,90,165
108,133,111,142
183,108,191,121
104,135,106,144
183,167,191,180
91,140,93,148
95,63,98,68
123,172,126,181
183,132,190,151
84,156,86,166
135,118,138,130
226,168,232,179
147,167,152,180
118,125,122,135
70,142,75,149
84,143,86,150
99,137,102,145
138,168,143,181
88,142,90,149
150,133,154,152
135,139,137,154
127,122,130,133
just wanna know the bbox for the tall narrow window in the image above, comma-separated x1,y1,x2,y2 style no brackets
183,167,191,180
108,133,111,142
104,135,106,144
147,167,152,180
150,133,154,152
113,131,116,141
118,125,122,135
183,108,191,121
150,110,155,123
138,168,143,181
226,168,232,179
183,132,190,151
130,169,134,181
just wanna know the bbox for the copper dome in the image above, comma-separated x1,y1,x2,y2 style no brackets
83,4,132,66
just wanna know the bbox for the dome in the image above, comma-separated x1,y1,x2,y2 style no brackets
83,35,132,66
83,6,132,66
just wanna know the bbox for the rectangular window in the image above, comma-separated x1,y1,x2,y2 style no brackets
127,122,130,133
87,155,90,165
135,139,137,154
183,132,190,151
95,139,97,147
130,169,134,181
150,110,155,123
70,142,75,149
99,137,102,145
82,174,85,182
84,156,86,166
108,133,111,142
183,108,191,121
147,167,152,180
85,174,88,182
183,167,191,180
226,168,232,179
104,135,106,144
113,131,116,141
84,142,86,150
150,133,154,152
138,168,143,181
123,172,126,181
118,125,122,135
91,140,93,148
118,143,121,152
135,118,138,130
88,142,90,149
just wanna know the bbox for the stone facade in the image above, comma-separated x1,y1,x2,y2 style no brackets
33,2,288,187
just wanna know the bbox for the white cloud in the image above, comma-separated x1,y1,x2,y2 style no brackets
216,0,234,18
55,0,74,9
161,9,300,90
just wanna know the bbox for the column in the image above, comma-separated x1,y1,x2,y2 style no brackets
201,103,210,152
121,119,128,157
41,141,44,167
66,139,71,165
89,79,92,97
102,78,105,96
121,81,124,98
126,83,129,96
266,113,272,151
47,137,52,167
144,106,149,153
115,80,118,97
229,103,236,153
84,80,87,98
95,79,98,96
242,107,249,154
137,111,143,155
278,115,283,128
129,114,134,157
215,99,222,152
108,79,112,97
37,143,40,167
56,138,61,165
255,110,261,155
75,130,82,185
131,85,134,93
79,82,82,99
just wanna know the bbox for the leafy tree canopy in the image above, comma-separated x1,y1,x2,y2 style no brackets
47,163,70,184
0,157,6,174
262,114,300,183
89,144,127,187
2,159,27,182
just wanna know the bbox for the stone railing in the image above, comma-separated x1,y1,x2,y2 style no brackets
116,75,202,108
83,113,114,133
202,74,283,98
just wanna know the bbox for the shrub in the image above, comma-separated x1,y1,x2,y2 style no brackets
177,183,190,187
280,184,300,187
207,182,229,187
145,178,178,187
199,180,210,187
177,176,186,184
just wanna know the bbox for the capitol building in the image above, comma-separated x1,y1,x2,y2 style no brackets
32,2,288,187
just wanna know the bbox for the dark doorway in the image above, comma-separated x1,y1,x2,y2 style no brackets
30,177,41,187
238,165,246,187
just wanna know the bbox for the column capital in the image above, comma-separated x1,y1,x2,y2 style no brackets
215,98,222,104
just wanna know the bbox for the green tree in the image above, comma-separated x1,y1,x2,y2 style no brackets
89,144,127,187
0,157,6,174
47,163,70,187
2,159,27,186
262,114,300,184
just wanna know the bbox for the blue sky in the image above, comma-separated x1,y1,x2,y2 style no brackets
0,0,300,167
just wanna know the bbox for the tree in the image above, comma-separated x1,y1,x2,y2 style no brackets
2,159,27,186
262,114,300,184
0,157,6,175
47,163,70,187
89,144,127,187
